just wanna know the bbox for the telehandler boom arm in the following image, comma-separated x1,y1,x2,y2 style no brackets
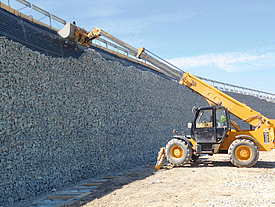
180,72,275,129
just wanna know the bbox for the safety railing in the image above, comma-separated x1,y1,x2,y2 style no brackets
198,76,275,102
92,37,153,66
4,0,66,29
94,37,131,57
2,0,275,102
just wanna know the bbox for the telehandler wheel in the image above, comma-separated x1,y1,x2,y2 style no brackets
165,139,192,166
228,138,259,167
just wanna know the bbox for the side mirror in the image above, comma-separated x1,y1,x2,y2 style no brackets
188,123,192,128
192,106,198,113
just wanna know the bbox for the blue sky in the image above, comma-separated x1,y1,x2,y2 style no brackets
7,0,275,93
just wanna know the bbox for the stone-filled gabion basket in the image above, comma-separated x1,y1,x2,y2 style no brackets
1,37,275,206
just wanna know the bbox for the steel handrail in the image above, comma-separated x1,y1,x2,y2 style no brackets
8,0,67,27
198,76,275,101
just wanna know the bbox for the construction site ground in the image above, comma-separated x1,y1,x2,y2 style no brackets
65,150,275,207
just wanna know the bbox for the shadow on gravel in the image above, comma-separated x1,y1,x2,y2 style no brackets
164,156,275,169
254,161,275,168
65,158,275,206
162,158,234,170
64,167,158,207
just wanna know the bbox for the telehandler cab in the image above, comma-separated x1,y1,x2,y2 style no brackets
165,105,231,167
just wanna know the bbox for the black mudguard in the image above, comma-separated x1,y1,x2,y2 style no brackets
172,135,193,147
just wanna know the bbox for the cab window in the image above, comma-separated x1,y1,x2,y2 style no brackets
216,108,227,128
195,109,213,128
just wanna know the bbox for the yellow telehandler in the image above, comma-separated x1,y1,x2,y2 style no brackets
58,22,275,168
155,72,275,168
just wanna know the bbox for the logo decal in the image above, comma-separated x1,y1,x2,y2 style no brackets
263,128,270,144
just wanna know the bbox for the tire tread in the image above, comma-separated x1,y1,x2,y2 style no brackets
165,139,192,166
228,138,259,167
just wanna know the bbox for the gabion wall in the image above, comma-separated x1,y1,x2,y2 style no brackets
1,37,275,206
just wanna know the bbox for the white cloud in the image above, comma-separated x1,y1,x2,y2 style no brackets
168,47,275,72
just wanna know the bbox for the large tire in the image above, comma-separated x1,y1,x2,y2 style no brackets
165,139,192,166
228,139,259,167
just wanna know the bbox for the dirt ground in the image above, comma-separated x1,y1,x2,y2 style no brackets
66,150,275,207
